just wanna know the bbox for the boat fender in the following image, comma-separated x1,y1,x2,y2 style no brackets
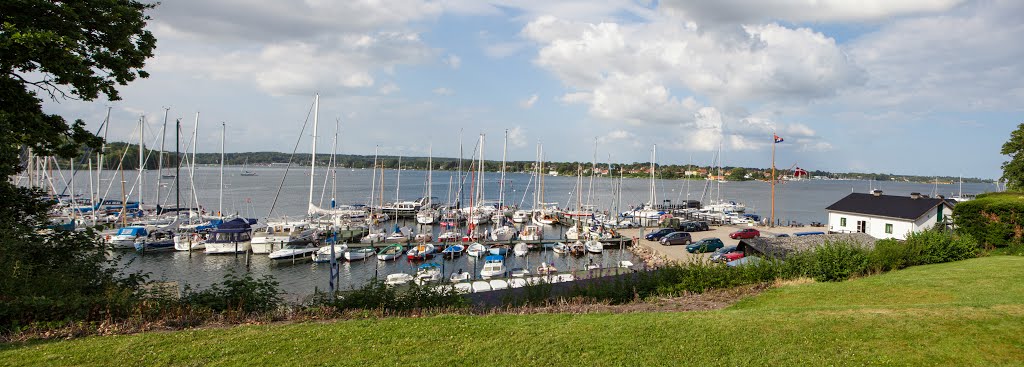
105,234,111,242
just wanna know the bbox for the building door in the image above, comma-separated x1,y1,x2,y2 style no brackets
856,220,867,233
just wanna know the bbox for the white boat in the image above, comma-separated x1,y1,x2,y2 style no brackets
565,225,580,240
413,263,443,285
569,241,586,256
313,243,348,263
488,279,509,290
510,267,529,277
385,273,414,286
344,247,376,261
552,242,568,255
453,282,472,293
471,281,491,293
508,278,527,288
414,232,433,242
268,243,319,262
585,240,603,254
512,210,530,223
406,243,436,261
513,242,529,257
519,225,542,241
480,255,506,279
251,221,313,254
437,230,461,241
617,260,634,269
173,232,205,251
466,243,487,257
203,218,253,254
385,226,412,242
360,230,386,244
108,226,148,249
416,208,438,225
531,209,559,225
490,225,517,241
449,269,471,283
376,243,404,261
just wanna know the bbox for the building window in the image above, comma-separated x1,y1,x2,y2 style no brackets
885,223,893,234
840,217,847,227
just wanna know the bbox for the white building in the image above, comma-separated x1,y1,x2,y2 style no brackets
825,191,955,240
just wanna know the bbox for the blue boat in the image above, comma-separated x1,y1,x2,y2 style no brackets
442,244,465,258
134,230,176,252
480,255,506,279
488,245,508,256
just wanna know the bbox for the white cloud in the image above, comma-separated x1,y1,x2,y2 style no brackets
378,83,400,95
659,0,964,23
433,87,454,95
444,54,462,69
483,42,529,58
507,126,528,147
520,94,539,109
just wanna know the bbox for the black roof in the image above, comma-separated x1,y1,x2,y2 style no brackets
825,193,954,220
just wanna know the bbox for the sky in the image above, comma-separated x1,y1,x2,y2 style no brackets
40,0,1024,179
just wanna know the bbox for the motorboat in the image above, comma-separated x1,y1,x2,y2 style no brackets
618,260,635,269
586,262,601,271
488,245,509,256
449,270,471,283
531,209,559,225
344,247,376,261
471,281,491,293
453,282,473,293
385,273,414,286
413,263,443,285
415,208,438,225
512,210,529,223
376,243,404,261
268,242,319,262
109,226,148,249
466,243,486,257
442,244,465,258
480,255,506,279
313,243,348,263
133,229,175,252
490,225,517,241
513,242,529,257
537,262,557,275
406,243,436,261
569,241,586,256
203,218,253,254
552,242,568,255
250,220,314,254
519,225,542,241
510,267,529,277
488,279,509,290
585,240,603,254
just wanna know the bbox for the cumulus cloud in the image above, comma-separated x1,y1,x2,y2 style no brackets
520,94,539,109
444,54,462,69
433,87,454,95
378,83,400,95
507,126,528,147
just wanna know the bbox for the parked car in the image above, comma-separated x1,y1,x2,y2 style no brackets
686,237,725,253
645,228,676,241
709,245,738,262
678,221,710,232
727,256,762,267
722,251,745,262
659,231,692,246
774,233,790,238
729,228,760,239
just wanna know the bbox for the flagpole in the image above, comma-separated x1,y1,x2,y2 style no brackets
770,133,776,228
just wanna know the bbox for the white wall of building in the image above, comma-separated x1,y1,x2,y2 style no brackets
828,211,914,240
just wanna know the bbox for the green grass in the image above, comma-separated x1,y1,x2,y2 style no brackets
3,257,1024,366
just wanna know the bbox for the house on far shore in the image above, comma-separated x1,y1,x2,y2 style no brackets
825,190,956,240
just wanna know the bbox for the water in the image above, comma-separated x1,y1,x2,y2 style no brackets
64,166,994,297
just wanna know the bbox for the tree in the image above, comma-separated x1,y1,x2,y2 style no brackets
1001,123,1024,191
0,0,157,328
727,168,750,181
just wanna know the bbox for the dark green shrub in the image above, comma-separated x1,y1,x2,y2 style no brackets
317,280,466,312
808,241,870,282
180,272,283,314
954,192,1024,247
905,230,978,264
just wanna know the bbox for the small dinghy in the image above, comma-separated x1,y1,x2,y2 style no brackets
510,267,530,277
488,245,509,256
552,242,568,255
513,242,529,257
466,243,486,257
449,269,471,283
406,243,435,261
413,263,442,285
537,262,557,275
268,242,319,262
313,243,347,263
471,281,491,293
442,244,465,258
585,240,603,254
344,247,376,261
385,273,414,286
376,243,403,261
488,279,509,290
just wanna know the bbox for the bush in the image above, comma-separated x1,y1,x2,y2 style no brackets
905,230,978,264
180,272,283,314
316,280,467,312
805,241,870,282
954,192,1024,247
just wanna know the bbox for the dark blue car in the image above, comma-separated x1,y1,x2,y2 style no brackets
645,228,676,241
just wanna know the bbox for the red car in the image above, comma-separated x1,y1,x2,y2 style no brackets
729,228,760,239
723,251,745,262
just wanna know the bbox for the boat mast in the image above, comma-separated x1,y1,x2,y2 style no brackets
219,121,225,217
427,144,432,207
369,145,378,208
175,118,181,219
650,144,656,207
499,130,507,209
588,137,596,208
96,106,111,204
308,93,319,216
190,112,199,222
157,107,168,208
138,114,145,207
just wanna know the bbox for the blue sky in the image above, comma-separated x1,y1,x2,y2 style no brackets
40,0,1024,179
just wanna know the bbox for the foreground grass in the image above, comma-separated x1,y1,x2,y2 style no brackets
3,257,1023,366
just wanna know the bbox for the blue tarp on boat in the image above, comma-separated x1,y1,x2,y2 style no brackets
213,218,251,233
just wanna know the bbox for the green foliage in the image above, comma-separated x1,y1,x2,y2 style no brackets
953,192,1024,247
1001,122,1024,190
180,273,283,314
314,280,467,312
727,167,750,181
805,242,870,282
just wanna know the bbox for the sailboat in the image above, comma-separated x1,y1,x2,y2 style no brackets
240,157,257,176
416,145,438,224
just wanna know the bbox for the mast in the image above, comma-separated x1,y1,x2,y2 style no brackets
396,155,402,203
588,137,596,207
190,112,199,222
770,132,777,227
219,121,225,217
138,114,145,206
650,145,656,207
157,107,168,208
427,144,432,206
308,93,319,215
175,118,181,219
370,146,378,208
499,130,507,208
457,129,463,208
96,106,111,204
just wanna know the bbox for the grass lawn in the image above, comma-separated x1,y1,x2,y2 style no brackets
3,256,1023,366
